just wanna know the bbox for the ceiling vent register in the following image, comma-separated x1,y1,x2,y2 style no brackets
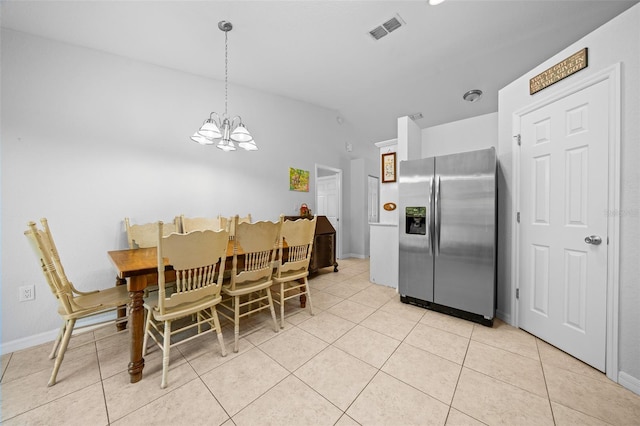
369,15,405,40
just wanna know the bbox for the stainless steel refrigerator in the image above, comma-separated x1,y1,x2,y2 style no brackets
398,147,497,326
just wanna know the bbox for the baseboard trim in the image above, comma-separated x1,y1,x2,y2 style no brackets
1,312,117,355
618,371,640,396
496,309,512,326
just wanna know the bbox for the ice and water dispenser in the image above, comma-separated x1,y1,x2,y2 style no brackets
404,206,427,235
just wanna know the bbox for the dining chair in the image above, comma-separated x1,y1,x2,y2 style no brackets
180,214,226,233
24,218,130,387
218,215,280,352
124,217,179,249
227,213,252,240
272,216,317,328
124,217,179,291
142,223,229,388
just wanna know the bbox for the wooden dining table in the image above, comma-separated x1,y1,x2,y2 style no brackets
108,240,301,384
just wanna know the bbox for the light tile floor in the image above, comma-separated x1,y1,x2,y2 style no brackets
2,258,640,425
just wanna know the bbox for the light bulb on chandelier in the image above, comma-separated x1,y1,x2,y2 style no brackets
190,21,257,151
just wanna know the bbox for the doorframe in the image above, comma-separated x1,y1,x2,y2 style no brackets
511,64,620,381
315,164,343,259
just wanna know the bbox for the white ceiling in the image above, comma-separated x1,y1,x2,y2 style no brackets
2,0,637,145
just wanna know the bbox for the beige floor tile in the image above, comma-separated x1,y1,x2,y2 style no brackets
283,308,315,326
112,378,229,426
347,371,449,425
470,319,539,360
420,309,475,339
550,402,611,426
327,299,376,323
178,334,252,376
0,351,101,421
382,342,462,405
232,374,342,426
380,297,427,323
296,310,356,343
1,335,97,384
1,353,12,380
464,340,547,397
322,282,362,299
200,347,289,416
1,381,108,426
544,364,640,425
309,276,340,291
309,289,344,310
452,367,554,426
334,413,361,426
405,323,469,364
445,408,486,425
360,309,418,341
348,285,395,309
537,338,610,383
333,325,401,368
102,353,195,421
258,326,328,371
295,346,377,410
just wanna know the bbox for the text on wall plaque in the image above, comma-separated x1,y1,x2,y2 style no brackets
530,48,588,95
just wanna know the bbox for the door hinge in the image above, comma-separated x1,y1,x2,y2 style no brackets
517,212,520,223
516,288,520,299
514,134,521,146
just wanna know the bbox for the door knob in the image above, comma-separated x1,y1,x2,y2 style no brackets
584,235,602,245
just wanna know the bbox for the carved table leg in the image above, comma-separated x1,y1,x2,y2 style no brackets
116,277,128,331
128,286,145,383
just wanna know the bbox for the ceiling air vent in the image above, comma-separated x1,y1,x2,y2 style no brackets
369,14,405,41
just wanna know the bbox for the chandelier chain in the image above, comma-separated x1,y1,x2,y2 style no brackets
224,28,228,116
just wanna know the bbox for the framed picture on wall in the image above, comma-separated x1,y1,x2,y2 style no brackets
381,152,396,183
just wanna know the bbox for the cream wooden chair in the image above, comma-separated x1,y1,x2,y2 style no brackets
218,215,280,352
227,213,252,240
180,215,226,233
124,217,179,249
272,216,317,328
24,218,130,387
142,223,229,388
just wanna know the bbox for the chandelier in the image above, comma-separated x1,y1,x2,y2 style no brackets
190,21,257,151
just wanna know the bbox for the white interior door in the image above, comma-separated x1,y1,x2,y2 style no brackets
518,79,609,371
368,175,379,223
316,172,341,258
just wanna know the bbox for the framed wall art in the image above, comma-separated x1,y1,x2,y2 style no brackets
289,167,310,192
381,152,396,183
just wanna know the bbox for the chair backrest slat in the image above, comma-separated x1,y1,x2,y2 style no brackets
180,215,226,233
125,217,178,249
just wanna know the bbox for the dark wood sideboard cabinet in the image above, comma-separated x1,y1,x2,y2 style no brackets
284,215,338,274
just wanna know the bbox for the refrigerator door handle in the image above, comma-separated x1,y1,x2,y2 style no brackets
428,177,434,255
434,175,441,256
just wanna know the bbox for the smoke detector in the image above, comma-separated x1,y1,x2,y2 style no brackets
369,14,405,40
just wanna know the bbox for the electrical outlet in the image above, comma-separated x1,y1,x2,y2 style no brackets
19,285,35,302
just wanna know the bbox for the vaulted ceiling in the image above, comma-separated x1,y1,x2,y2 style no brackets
2,1,637,145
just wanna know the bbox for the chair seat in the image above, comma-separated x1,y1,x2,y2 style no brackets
272,269,308,283
58,285,130,320
222,278,273,297
144,294,223,322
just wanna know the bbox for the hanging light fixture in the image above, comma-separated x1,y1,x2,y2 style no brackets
190,21,257,151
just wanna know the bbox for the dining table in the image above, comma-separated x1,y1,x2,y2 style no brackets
108,239,301,383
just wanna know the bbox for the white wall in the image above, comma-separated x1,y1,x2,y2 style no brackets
1,29,368,350
498,5,640,389
422,112,498,158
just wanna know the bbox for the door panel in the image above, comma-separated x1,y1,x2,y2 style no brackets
434,148,497,318
519,79,608,371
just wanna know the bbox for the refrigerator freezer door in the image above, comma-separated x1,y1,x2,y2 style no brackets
398,157,435,302
434,148,497,318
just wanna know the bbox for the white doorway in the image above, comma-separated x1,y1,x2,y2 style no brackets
315,164,342,259
513,65,620,379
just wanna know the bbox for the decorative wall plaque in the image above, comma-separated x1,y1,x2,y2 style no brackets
530,48,588,95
